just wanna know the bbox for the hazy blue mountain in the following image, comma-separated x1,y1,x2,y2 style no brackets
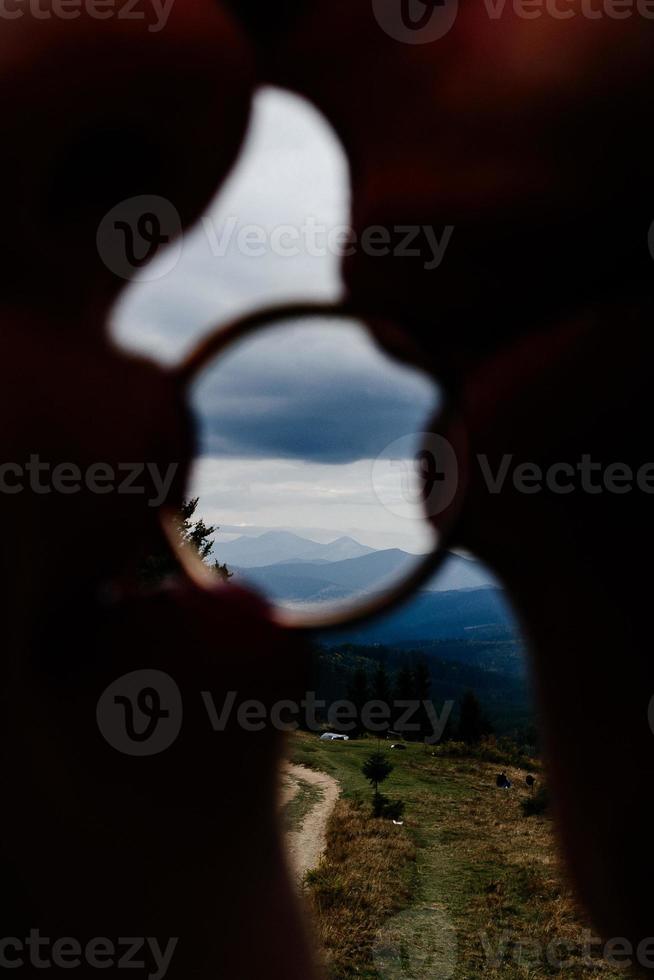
233,548,418,598
317,537,376,563
428,553,497,592
229,544,498,601
215,530,373,568
235,570,352,602
219,529,508,645
320,587,515,646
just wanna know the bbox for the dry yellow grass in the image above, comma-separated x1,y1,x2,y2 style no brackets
295,735,630,979
305,799,416,978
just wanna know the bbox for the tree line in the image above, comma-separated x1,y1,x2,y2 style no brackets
328,660,494,744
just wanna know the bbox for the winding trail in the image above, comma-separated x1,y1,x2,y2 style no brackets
280,763,340,884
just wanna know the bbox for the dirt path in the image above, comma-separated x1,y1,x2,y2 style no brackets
280,763,340,884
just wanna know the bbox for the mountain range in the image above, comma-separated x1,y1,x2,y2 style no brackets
215,530,499,601
216,531,374,567
211,529,515,646
321,587,515,646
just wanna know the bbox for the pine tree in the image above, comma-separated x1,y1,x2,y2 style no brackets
393,662,416,739
362,750,394,814
347,667,369,737
372,662,392,707
371,662,392,736
413,659,433,744
395,664,415,701
140,497,231,586
458,690,492,744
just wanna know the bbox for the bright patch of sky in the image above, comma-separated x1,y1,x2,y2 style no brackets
111,88,437,553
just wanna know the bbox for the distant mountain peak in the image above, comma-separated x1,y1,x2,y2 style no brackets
253,530,308,542
214,529,373,568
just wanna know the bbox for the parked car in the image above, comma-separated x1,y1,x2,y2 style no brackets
320,732,350,741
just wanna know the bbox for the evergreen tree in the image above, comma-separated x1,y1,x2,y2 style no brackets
346,667,369,737
372,662,392,707
413,659,433,744
140,497,231,586
413,661,431,701
362,750,394,814
395,664,414,701
393,663,414,735
371,663,392,736
458,690,492,744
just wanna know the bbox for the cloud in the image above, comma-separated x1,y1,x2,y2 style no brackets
191,319,438,464
190,456,437,553
110,88,348,364
110,87,439,547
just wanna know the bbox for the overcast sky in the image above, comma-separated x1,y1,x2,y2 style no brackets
111,88,438,553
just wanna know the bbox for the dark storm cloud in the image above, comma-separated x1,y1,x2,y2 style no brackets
112,89,439,464
190,324,439,463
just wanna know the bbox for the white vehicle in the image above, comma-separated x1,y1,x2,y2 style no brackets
319,732,350,741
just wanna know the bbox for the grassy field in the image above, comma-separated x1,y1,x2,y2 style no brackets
288,732,624,979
